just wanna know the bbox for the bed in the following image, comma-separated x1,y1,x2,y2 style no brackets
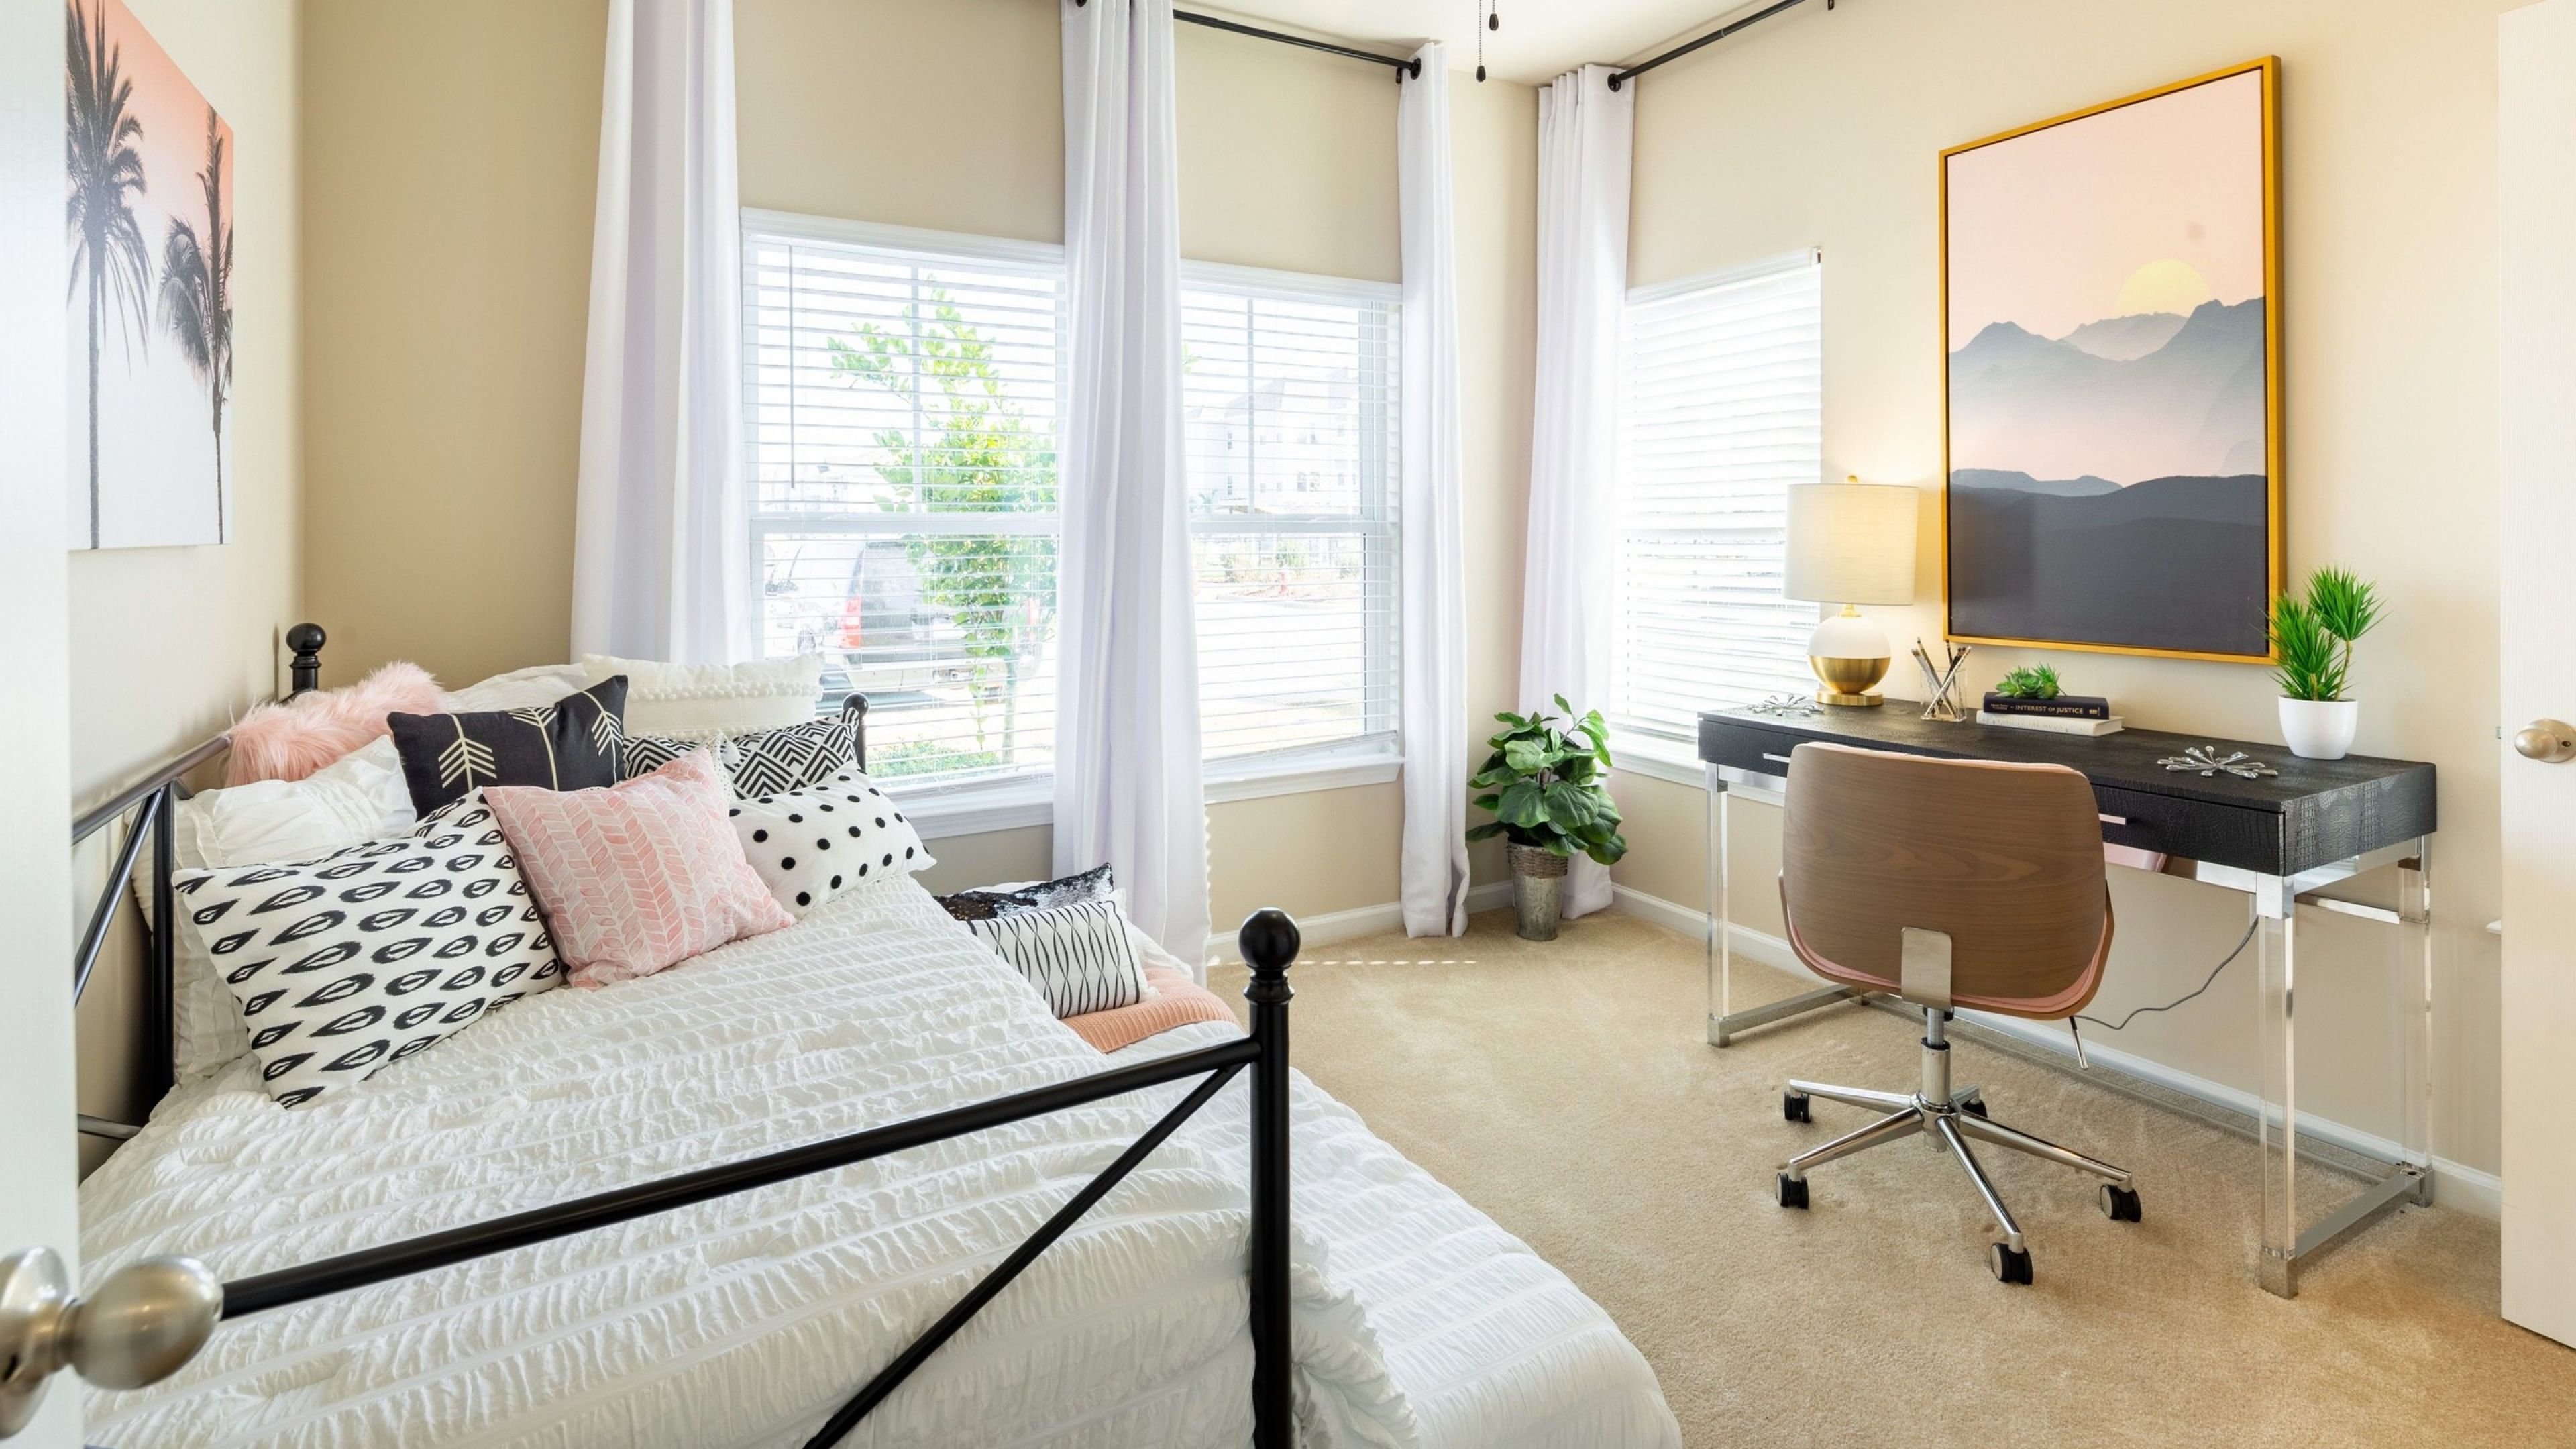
65,639,1678,1448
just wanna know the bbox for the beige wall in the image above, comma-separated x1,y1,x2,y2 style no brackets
71,0,303,1148
1617,0,2511,1174
299,0,1538,943
301,0,606,689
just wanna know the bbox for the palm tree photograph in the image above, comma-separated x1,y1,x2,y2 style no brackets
63,0,233,550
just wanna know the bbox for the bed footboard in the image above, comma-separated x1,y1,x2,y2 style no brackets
34,909,1305,1448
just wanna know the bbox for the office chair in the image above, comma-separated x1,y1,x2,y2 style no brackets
1771,741,2142,1285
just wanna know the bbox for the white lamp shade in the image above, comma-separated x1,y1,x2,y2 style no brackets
1784,481,1918,606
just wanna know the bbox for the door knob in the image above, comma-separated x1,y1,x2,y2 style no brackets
2514,719,2576,763
0,1247,221,1436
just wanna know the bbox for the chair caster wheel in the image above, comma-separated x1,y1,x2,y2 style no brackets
1776,1173,1809,1209
1960,1097,1988,1118
1783,1091,1811,1123
1988,1242,2033,1285
2098,1183,2143,1222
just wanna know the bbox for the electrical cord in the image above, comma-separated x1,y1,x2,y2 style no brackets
2074,916,2262,1032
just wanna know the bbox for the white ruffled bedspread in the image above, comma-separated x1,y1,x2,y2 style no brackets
79,879,1678,1449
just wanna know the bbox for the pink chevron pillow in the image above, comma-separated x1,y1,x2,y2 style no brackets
484,749,792,989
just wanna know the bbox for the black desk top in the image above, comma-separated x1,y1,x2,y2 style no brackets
1697,702,2436,879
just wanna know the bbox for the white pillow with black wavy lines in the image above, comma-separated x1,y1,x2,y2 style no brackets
729,769,932,916
965,899,1148,1017
174,795,566,1107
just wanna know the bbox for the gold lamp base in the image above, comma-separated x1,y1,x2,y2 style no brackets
1810,655,1890,708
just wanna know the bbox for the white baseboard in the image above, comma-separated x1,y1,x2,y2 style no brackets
1605,883,2504,1221
1203,879,1513,965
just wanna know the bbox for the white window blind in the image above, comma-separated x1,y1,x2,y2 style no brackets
741,217,1063,786
1180,266,1401,767
1613,254,1823,755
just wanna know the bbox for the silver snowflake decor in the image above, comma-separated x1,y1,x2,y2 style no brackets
1746,693,1822,720
2157,745,2279,779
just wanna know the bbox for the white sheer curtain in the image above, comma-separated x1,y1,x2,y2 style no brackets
1520,65,1632,920
570,0,750,665
1057,0,1211,963
1399,45,1470,938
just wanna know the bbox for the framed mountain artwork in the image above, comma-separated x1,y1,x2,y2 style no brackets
65,0,234,550
1941,58,2282,661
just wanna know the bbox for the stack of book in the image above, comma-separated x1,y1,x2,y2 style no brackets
1978,692,2123,736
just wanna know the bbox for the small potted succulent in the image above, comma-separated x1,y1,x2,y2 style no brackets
1993,664,2063,702
2271,566,2383,761
1468,697,1628,941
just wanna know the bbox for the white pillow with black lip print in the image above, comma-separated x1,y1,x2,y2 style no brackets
174,794,566,1107
729,771,934,917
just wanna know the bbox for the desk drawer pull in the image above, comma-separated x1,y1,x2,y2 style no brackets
1762,753,1794,765
2098,812,2129,826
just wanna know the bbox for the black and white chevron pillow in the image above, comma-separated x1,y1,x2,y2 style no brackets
623,718,859,798
174,796,566,1107
965,899,1147,1018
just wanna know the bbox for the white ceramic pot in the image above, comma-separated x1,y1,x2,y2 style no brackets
2278,697,2359,761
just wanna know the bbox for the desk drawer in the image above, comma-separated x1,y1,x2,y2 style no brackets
2091,783,2275,869
1699,718,1808,780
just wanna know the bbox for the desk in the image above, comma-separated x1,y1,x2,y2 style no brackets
1695,702,2438,1297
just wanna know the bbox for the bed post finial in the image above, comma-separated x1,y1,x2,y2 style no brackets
1238,906,1297,1448
286,623,325,696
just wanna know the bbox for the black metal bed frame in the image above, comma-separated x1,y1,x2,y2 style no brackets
69,625,1299,1447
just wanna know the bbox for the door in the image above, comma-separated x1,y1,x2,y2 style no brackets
0,0,80,1438
2500,0,2576,1352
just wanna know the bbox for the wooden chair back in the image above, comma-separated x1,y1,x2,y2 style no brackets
1780,741,2113,1021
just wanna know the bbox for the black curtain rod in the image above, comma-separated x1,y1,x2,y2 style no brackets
1074,1,1423,78
1608,0,1827,91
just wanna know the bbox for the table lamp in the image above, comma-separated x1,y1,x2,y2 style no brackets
1784,477,1919,706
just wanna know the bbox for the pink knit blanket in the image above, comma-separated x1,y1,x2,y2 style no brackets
1061,967,1239,1053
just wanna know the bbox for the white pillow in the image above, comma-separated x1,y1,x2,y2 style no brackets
729,770,932,916
965,899,1149,1017
135,736,420,1079
583,654,824,744
443,663,596,712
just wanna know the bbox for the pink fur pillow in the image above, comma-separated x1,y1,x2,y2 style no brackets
485,749,794,989
225,661,447,786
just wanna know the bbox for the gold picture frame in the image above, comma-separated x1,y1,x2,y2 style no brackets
1939,57,2284,663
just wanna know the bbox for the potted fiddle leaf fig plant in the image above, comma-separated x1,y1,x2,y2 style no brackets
2272,566,2384,761
1468,696,1629,941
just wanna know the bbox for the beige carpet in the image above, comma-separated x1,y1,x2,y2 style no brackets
1212,910,2576,1448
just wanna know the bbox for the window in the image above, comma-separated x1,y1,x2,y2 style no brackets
1612,252,1823,761
742,217,1403,806
1180,265,1401,772
741,215,1063,790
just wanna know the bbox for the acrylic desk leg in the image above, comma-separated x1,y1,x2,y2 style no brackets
2256,875,2299,1297
2398,841,2434,1203
1708,772,1735,1046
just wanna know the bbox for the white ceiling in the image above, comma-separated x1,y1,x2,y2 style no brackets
1188,0,1812,87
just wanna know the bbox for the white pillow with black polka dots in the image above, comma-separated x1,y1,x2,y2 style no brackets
730,771,934,916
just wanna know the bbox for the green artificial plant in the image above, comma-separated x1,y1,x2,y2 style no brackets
1993,664,2063,700
2270,566,2384,702
1467,696,1629,866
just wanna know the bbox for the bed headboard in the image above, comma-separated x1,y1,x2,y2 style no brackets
72,631,869,1140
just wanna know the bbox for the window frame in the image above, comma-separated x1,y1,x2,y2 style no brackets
1179,257,1405,797
1611,248,1827,784
739,213,1404,833
740,211,1071,836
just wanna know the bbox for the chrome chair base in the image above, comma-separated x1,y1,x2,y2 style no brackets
1776,1008,2139,1284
